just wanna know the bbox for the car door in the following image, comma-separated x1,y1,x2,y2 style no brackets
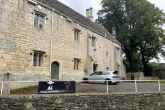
88,71,103,81
96,71,105,80
88,72,97,81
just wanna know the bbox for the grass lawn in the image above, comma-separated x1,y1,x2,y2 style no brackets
11,85,38,95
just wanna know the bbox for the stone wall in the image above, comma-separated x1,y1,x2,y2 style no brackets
0,93,165,110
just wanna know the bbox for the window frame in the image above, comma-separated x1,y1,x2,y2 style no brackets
74,28,80,41
74,58,81,70
91,36,96,47
33,50,45,66
34,11,46,30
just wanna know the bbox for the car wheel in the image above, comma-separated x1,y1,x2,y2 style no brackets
105,79,112,85
83,78,88,83
113,82,118,85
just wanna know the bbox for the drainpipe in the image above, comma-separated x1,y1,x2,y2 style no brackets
49,40,53,79
86,34,91,75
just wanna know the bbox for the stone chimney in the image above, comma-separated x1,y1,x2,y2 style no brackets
86,7,94,21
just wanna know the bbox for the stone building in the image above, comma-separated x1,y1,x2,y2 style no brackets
0,0,125,81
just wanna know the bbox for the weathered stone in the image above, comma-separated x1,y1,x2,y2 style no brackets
0,0,125,81
0,93,164,110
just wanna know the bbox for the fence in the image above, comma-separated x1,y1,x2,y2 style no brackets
0,80,165,95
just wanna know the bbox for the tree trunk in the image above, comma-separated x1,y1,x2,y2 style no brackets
141,53,152,76
125,50,135,80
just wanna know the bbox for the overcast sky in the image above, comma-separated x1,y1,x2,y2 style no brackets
59,0,101,19
60,0,165,19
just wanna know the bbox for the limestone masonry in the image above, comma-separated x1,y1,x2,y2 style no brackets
0,0,125,81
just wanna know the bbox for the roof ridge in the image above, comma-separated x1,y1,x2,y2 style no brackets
36,0,106,34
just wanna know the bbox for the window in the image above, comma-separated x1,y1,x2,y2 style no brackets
33,50,45,66
94,71,103,75
91,36,96,47
34,11,46,30
74,29,80,41
74,58,80,70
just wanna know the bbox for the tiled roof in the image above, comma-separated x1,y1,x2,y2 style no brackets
36,0,120,45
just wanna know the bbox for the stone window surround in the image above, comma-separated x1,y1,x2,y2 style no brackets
34,10,46,30
74,58,81,70
74,28,81,41
33,50,46,66
91,36,96,47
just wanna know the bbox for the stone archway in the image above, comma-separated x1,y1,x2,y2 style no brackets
51,61,60,80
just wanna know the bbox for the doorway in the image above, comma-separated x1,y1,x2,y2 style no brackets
93,63,98,72
51,61,60,80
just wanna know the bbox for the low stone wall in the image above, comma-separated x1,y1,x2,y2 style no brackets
0,93,165,110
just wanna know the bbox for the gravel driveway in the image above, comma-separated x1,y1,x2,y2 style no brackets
76,82,165,93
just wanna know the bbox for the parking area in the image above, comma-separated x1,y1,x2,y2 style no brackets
76,81,165,93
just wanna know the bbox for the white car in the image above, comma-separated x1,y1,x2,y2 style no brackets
83,71,120,84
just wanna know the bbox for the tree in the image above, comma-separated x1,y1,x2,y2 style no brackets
98,0,165,76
